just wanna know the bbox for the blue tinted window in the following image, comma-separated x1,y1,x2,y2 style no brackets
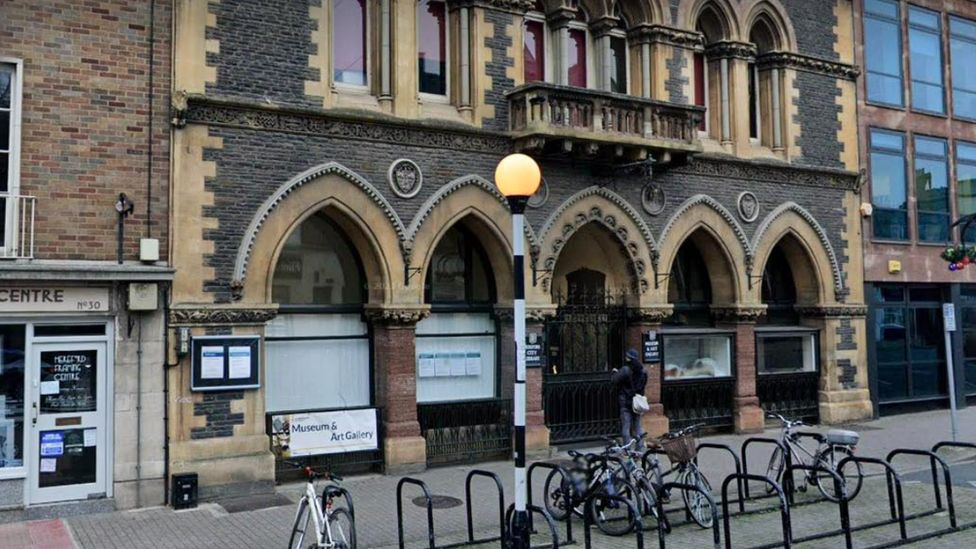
870,129,908,240
914,136,949,242
952,17,976,119
958,142,976,241
909,6,944,113
865,0,904,106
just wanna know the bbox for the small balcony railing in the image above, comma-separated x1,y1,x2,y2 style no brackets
0,194,36,259
507,82,704,161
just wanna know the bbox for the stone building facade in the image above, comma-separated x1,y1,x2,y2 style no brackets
169,0,870,498
857,0,976,414
0,0,172,513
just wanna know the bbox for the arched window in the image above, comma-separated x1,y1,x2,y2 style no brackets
663,240,732,380
757,244,817,375
524,1,548,82
605,7,629,93
567,2,590,87
266,212,371,413
749,17,785,149
333,0,368,87
417,225,498,403
696,6,730,140
760,246,798,325
418,0,448,97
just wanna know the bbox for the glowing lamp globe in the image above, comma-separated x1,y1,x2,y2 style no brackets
495,154,541,198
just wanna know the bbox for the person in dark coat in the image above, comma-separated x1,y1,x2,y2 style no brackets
612,348,648,446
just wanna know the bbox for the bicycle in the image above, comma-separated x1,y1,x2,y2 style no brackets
606,436,670,533
643,424,715,529
286,461,356,549
542,441,640,536
764,413,863,503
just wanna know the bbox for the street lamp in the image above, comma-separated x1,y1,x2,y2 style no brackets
494,153,541,548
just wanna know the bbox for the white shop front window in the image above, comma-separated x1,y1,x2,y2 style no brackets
265,211,371,413
416,225,497,403
662,333,733,380
756,330,817,374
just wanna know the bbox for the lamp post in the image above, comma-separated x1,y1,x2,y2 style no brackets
495,153,542,548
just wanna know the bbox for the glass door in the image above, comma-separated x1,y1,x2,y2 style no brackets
27,342,107,504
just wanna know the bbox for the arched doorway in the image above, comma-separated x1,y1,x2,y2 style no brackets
415,223,510,464
544,223,631,443
755,242,820,420
661,237,737,429
264,210,378,475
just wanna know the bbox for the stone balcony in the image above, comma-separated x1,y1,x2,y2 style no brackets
507,83,704,165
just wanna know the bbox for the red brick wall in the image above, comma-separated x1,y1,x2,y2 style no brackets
1,0,170,261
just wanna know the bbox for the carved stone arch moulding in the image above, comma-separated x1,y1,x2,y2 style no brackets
751,201,845,301
403,174,540,265
537,186,657,294
232,161,406,291
657,193,752,273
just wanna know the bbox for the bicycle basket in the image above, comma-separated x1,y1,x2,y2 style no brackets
662,434,697,463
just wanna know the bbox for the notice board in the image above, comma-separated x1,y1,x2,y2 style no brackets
191,336,261,392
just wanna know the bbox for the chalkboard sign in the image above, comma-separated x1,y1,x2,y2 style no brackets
191,336,261,392
40,350,97,413
642,331,661,364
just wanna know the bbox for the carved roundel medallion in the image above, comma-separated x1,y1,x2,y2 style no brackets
528,177,550,209
737,191,760,223
641,182,666,216
388,159,423,199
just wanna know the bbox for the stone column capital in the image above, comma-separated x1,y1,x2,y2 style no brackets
365,305,431,326
795,304,868,319
711,305,767,324
168,305,279,326
627,305,674,324
526,306,559,322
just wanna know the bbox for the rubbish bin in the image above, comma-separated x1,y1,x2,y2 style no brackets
171,473,198,510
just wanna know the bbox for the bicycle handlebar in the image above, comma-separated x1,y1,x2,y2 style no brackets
282,460,343,482
766,412,805,429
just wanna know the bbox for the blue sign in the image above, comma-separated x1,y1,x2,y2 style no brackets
40,431,64,457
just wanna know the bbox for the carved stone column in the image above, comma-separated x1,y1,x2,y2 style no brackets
367,306,430,473
627,306,673,437
713,305,766,434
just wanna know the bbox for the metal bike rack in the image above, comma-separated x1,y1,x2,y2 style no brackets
780,463,852,549
657,481,721,549
721,473,791,549
740,437,791,501
835,456,908,542
582,493,647,549
323,484,357,528
505,503,562,549
464,470,506,546
526,461,577,545
885,448,956,528
397,477,436,549
696,442,745,514
932,440,976,454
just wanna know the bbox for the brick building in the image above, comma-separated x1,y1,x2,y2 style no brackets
857,0,976,414
167,0,872,498
0,1,171,512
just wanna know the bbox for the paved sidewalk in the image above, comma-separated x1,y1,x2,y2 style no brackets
6,407,976,548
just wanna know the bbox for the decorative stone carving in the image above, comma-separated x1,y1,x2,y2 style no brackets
365,306,431,325
711,306,767,323
630,24,704,50
658,194,752,272
641,182,666,216
627,306,674,323
737,192,760,223
493,307,514,322
169,307,279,326
704,41,758,61
182,96,511,154
528,178,549,209
756,52,861,81
388,159,423,199
673,155,859,191
526,308,558,322
450,0,535,13
796,305,869,318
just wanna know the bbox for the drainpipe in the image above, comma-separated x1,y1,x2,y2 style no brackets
136,313,143,507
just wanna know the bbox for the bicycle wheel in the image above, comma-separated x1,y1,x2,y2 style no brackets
288,499,313,549
680,467,714,529
637,478,670,533
588,477,637,537
764,447,785,495
813,446,863,503
328,507,356,549
543,468,572,521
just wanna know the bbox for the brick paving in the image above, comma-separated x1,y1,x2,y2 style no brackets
5,408,975,548
0,520,75,549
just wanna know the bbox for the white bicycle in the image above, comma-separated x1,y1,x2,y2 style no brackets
287,461,356,549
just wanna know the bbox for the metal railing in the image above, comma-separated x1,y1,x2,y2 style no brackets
507,83,704,147
0,194,36,259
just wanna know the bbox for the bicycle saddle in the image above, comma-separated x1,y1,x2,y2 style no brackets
825,429,859,446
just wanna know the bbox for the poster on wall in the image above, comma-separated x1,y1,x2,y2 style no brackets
191,336,261,391
40,350,97,413
269,408,378,458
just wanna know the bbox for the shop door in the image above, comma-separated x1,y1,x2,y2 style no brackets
27,342,107,504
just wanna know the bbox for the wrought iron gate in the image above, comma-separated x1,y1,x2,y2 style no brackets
543,290,628,443
417,398,512,465
757,372,820,422
661,379,736,430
